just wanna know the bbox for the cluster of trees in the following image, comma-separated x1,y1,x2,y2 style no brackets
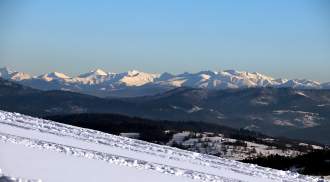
47,113,319,151
242,150,330,176
47,113,266,144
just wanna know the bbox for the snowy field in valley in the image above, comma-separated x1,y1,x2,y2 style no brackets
0,110,325,182
167,131,304,160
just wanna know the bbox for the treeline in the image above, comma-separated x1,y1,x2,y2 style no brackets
47,113,264,144
242,150,330,176
46,113,319,152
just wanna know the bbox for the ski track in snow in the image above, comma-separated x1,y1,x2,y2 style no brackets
0,132,237,182
0,110,325,182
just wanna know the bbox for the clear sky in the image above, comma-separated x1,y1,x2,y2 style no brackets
0,0,329,81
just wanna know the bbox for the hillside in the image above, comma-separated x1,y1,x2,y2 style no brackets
0,110,324,182
47,113,326,163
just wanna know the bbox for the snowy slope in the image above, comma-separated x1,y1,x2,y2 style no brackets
0,110,324,182
1,67,329,97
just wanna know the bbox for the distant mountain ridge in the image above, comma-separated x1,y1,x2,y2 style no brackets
1,67,329,97
1,78,330,144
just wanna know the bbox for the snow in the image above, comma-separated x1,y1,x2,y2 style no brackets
273,119,295,126
187,106,203,113
0,142,194,182
251,96,273,106
295,91,309,97
273,110,322,128
171,132,191,143
0,110,325,182
168,132,301,161
1,67,329,96
311,145,323,150
170,105,204,113
39,72,71,81
78,69,108,77
119,70,159,86
280,79,321,89
10,72,32,81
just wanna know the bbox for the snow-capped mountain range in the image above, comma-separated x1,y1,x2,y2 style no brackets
1,67,329,97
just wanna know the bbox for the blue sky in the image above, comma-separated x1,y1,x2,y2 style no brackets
0,0,329,81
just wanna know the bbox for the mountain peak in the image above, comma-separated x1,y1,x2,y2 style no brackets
39,72,70,81
94,68,108,76
78,68,108,78
159,72,174,80
0,67,14,78
127,70,141,76
223,69,241,75
50,72,70,79
10,72,32,81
